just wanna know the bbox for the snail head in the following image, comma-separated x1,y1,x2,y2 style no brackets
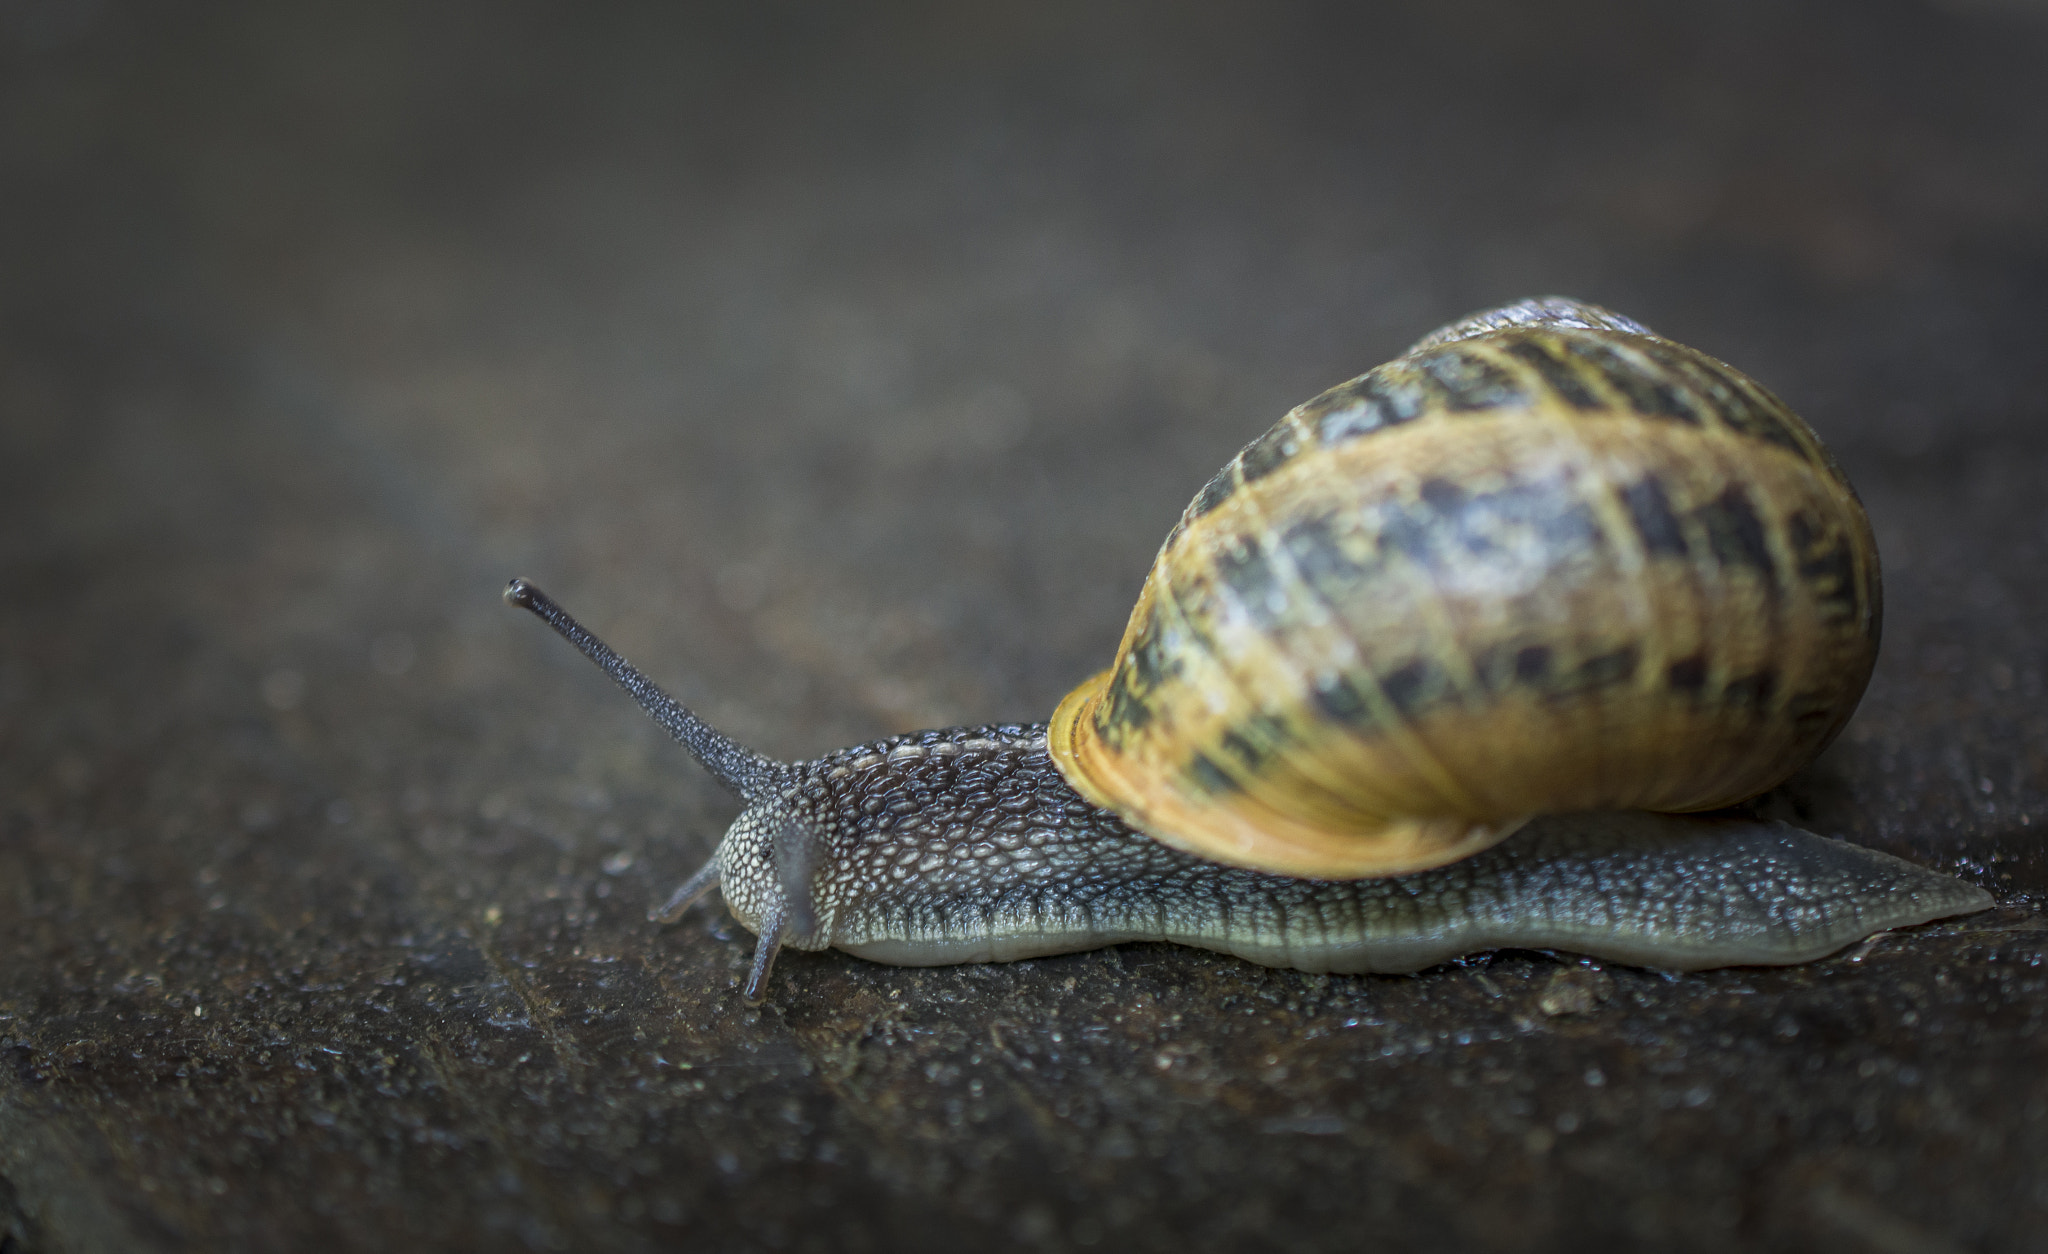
504,579,825,1003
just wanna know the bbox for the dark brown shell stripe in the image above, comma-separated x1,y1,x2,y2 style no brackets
1084,324,1878,828
1182,328,1848,530
1201,474,1863,804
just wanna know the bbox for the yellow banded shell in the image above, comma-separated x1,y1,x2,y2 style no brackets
1048,298,1882,879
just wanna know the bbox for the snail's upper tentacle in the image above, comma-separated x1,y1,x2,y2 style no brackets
648,858,721,925
505,579,790,802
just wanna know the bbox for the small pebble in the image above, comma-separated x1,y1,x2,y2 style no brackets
1538,966,1615,1017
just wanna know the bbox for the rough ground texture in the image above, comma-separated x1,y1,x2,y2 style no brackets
3,2,2045,1251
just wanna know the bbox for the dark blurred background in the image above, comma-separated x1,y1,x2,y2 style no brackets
2,3,2045,1251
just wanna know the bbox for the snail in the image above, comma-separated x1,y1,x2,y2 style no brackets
507,297,1990,1002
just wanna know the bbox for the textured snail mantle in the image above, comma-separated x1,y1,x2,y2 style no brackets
507,298,1990,1002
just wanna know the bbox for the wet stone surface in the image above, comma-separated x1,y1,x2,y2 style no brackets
3,2,2046,1251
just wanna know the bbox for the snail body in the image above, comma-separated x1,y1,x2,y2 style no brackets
507,299,1988,1001
698,722,1981,978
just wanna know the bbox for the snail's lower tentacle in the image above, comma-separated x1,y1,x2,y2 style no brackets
649,858,721,924
742,898,789,1005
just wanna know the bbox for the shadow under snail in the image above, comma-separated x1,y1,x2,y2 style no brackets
507,297,1991,1002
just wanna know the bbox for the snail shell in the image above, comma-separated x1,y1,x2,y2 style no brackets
1051,298,1881,878
505,298,1980,1002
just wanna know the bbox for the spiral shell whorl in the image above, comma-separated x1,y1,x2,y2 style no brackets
1049,298,1881,880
1403,296,1659,352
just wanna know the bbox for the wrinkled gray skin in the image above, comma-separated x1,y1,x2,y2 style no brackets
507,581,1992,1003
